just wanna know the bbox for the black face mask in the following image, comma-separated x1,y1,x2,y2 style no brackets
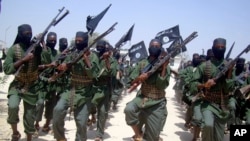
59,44,67,52
236,64,244,75
149,47,161,58
46,42,56,49
76,41,88,51
114,53,120,60
96,47,106,56
212,47,225,60
192,59,200,67
20,33,32,46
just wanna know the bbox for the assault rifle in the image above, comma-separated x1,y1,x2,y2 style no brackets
197,44,250,90
15,7,69,76
128,31,198,92
234,71,250,85
47,22,118,82
212,45,250,82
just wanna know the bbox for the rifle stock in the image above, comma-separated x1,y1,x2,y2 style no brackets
14,7,69,76
47,22,118,82
128,31,198,93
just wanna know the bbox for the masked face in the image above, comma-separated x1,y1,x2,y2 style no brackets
192,57,200,67
212,45,225,60
46,36,57,49
59,43,68,52
20,31,32,46
59,38,68,52
75,37,88,50
149,46,161,58
114,52,120,60
96,46,106,56
236,63,244,73
148,40,162,58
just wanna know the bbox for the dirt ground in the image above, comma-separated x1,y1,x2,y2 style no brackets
0,73,229,141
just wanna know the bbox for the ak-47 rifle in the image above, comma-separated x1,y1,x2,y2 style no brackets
15,7,69,76
196,44,250,113
212,45,250,83
233,71,250,85
47,22,118,82
128,31,198,92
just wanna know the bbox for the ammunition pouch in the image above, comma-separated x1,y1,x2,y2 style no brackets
203,91,228,105
71,74,93,87
15,70,38,84
141,82,165,99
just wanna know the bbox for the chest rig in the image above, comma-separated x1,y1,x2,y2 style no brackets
14,44,38,92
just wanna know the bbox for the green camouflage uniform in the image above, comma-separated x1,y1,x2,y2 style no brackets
53,51,99,141
189,59,235,141
92,56,117,139
3,43,46,134
35,47,63,125
110,59,124,109
124,58,170,141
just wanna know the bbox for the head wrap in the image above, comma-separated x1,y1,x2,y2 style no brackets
13,24,32,46
96,40,107,56
212,38,226,60
59,38,68,52
236,57,246,75
148,38,163,58
46,32,57,49
75,31,88,50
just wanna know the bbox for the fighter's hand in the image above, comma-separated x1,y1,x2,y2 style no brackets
132,73,148,84
162,59,169,69
204,79,216,89
22,53,34,62
102,51,110,59
57,63,67,71
48,61,57,68
83,50,90,60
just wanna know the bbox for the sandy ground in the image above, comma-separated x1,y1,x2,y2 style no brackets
0,72,229,141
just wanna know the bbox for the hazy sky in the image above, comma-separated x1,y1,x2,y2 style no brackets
1,0,250,61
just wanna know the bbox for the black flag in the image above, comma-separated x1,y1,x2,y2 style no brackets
155,25,180,44
86,4,111,35
166,37,187,58
128,41,148,64
115,24,135,49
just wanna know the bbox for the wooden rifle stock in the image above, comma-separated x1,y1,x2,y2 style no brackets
15,7,69,76
128,32,198,93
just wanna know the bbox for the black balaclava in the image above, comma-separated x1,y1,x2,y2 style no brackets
235,58,245,75
206,49,214,60
96,40,107,56
192,53,200,67
75,31,88,51
13,24,32,47
212,38,226,60
46,32,57,50
59,38,68,52
148,38,162,58
199,55,206,63
113,51,120,60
